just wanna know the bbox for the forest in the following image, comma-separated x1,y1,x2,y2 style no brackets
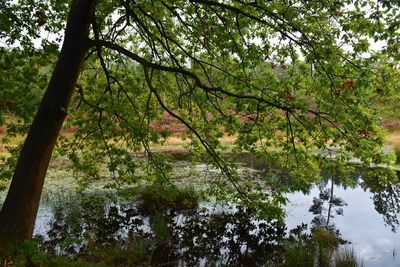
1,0,400,266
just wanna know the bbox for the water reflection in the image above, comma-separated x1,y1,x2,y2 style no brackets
362,170,400,232
285,167,400,267
32,160,400,266
308,179,347,236
35,196,286,266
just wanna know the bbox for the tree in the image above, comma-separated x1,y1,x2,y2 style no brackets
0,0,95,240
0,0,398,240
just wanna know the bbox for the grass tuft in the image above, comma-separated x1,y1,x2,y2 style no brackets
334,246,364,267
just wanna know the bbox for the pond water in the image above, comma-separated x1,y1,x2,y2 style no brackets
31,157,400,266
285,179,400,267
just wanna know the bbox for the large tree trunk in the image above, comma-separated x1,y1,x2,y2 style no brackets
0,0,95,240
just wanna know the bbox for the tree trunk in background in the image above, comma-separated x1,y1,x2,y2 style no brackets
0,0,95,240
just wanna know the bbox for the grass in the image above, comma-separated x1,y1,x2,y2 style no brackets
334,247,364,267
0,238,154,266
281,228,364,267
2,121,400,157
149,211,172,241
313,228,340,267
283,239,316,267
2,128,400,158
385,130,400,147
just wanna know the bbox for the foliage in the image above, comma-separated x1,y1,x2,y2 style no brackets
362,168,400,232
1,0,400,216
57,1,400,186
0,48,53,121
0,0,69,46
0,47,58,182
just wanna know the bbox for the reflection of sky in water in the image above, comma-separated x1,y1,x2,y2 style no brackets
34,201,54,239
285,184,399,267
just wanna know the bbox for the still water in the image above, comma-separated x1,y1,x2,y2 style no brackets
285,181,399,267
32,159,400,266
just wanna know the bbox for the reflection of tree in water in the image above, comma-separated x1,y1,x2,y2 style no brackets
361,169,400,232
35,194,286,266
308,177,347,234
174,207,285,266
306,167,400,233
372,185,400,232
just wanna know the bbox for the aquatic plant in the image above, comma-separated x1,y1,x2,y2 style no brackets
313,228,340,267
281,228,365,267
334,247,364,267
282,239,316,267
137,184,200,214
149,211,172,242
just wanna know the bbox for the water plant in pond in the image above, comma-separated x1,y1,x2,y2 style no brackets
334,247,364,267
136,184,201,214
313,228,340,267
3,225,365,267
0,239,92,267
149,211,172,248
282,226,363,267
282,239,317,267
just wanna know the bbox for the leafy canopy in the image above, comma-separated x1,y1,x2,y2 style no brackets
1,0,399,212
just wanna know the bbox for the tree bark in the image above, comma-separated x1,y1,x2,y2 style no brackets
0,0,95,240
